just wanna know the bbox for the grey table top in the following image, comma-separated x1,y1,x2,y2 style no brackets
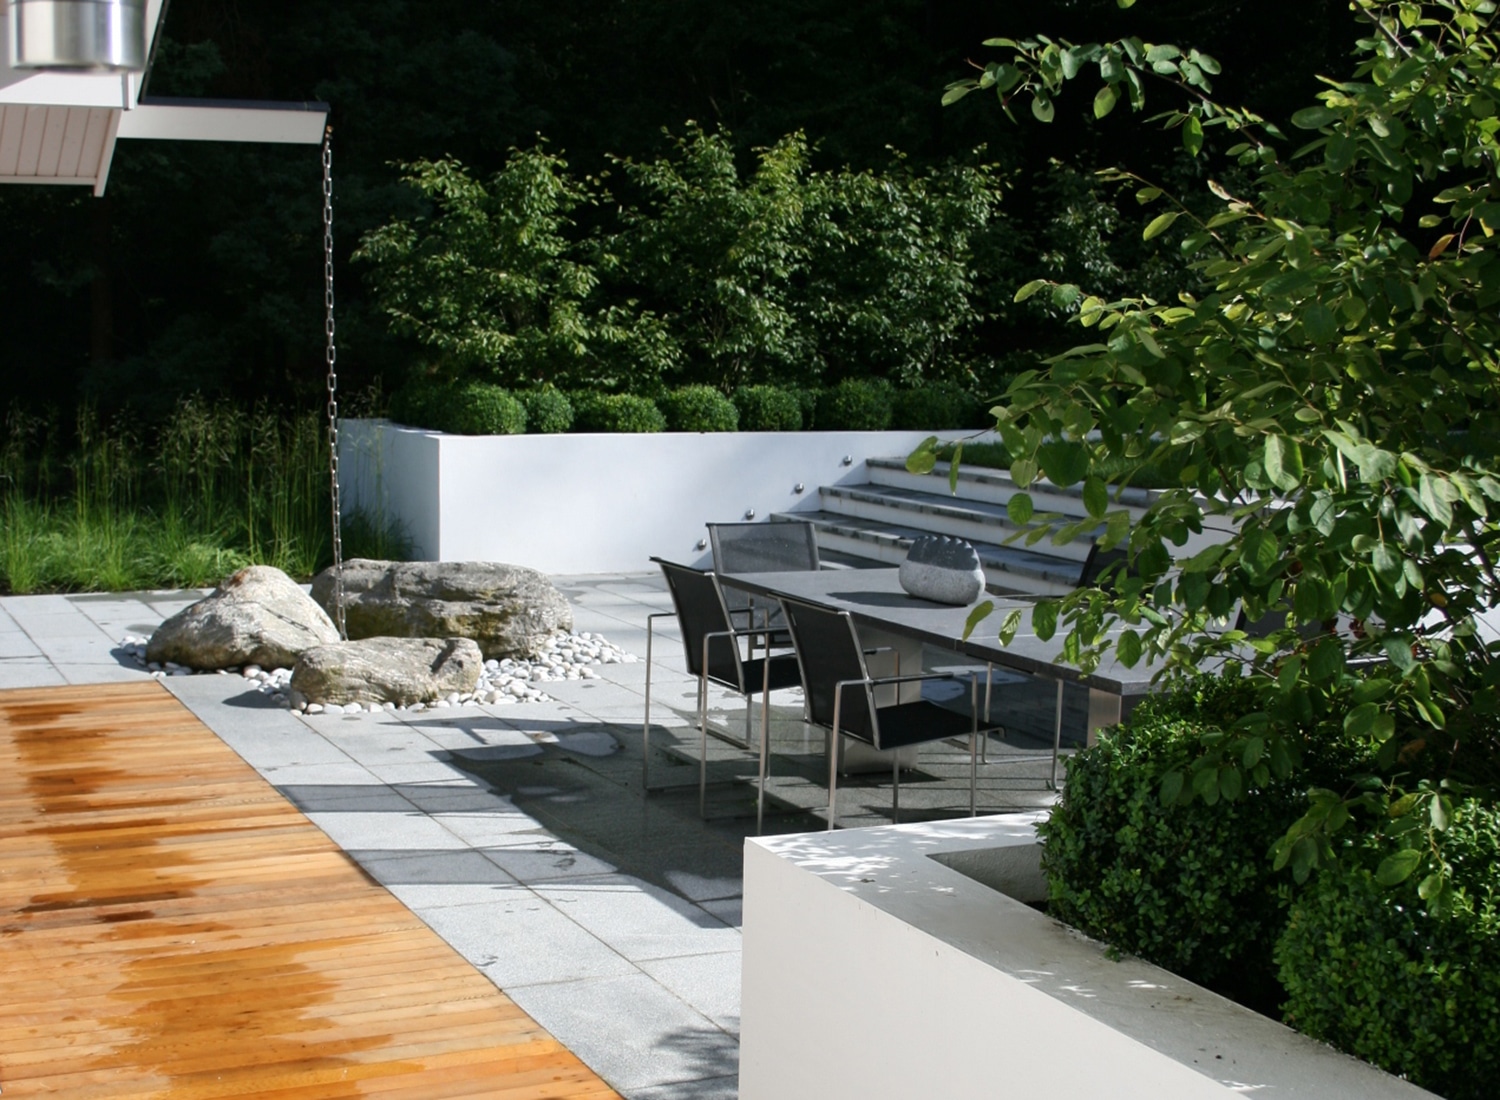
722,568,1159,698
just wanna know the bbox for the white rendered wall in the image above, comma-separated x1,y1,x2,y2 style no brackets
339,420,967,572
739,816,1437,1100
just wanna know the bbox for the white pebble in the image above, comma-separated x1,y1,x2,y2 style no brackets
306,703,325,715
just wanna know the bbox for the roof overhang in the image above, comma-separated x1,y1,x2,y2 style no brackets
0,0,327,195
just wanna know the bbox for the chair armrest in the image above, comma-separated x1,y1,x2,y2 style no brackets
864,671,975,689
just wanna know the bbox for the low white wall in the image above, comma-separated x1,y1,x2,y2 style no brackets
739,816,1437,1100
339,420,965,573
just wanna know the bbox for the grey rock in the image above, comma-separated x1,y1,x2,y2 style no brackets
290,636,484,706
147,565,341,670
898,536,985,606
311,559,572,660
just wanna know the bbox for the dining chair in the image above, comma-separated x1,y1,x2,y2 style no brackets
706,520,821,650
777,595,1003,830
644,559,804,817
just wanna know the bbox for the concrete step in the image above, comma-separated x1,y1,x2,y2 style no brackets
770,509,1084,596
818,483,1096,565
863,456,1158,519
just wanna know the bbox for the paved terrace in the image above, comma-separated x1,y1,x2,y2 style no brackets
0,573,1066,1098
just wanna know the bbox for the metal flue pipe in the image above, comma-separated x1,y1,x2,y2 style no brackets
9,0,146,72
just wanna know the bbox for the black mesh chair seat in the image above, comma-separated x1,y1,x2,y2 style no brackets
742,654,804,695
862,700,978,750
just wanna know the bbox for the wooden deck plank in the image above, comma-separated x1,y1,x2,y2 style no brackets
0,682,622,1100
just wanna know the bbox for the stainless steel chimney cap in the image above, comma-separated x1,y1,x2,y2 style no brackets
10,0,147,73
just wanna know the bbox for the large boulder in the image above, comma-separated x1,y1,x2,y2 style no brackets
310,559,572,660
147,565,340,670
290,637,483,706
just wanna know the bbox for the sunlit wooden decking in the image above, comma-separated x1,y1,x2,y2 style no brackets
0,681,621,1099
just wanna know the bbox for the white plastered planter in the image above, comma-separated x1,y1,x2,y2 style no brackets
739,814,1439,1100
337,419,972,572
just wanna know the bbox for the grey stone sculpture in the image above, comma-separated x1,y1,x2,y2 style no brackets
311,559,573,660
290,636,484,706
898,536,985,605
147,564,341,670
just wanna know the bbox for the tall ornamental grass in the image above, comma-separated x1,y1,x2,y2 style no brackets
0,398,408,595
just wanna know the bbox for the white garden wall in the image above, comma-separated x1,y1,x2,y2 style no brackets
739,815,1438,1100
338,419,969,572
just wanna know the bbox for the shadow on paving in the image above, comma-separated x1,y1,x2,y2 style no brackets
442,697,1071,907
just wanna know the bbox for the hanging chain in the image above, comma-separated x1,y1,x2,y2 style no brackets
322,125,347,640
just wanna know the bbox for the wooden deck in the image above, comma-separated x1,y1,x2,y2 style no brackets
0,681,622,1099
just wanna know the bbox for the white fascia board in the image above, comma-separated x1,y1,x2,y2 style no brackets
116,99,328,144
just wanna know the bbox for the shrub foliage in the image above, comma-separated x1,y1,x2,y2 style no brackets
658,385,739,432
1276,801,1500,1100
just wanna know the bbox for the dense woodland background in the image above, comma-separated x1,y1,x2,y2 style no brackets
2,0,1359,422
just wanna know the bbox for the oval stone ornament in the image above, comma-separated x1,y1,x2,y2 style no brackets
898,536,985,605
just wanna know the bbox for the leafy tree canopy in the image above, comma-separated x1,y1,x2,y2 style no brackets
914,0,1500,910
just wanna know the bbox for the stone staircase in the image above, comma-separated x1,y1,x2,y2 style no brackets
773,457,1160,597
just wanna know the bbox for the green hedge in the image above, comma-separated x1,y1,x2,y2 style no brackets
658,385,739,432
891,382,981,430
732,385,803,431
816,378,893,430
1276,802,1500,1100
519,387,574,433
389,380,526,435
569,392,666,433
1038,676,1367,1007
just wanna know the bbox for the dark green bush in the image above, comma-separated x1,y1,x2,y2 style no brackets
732,385,803,431
1276,802,1500,1100
793,387,820,430
444,381,527,435
520,387,574,433
891,382,981,430
387,378,526,435
570,392,666,433
815,378,894,430
658,385,739,432
1038,675,1367,1005
387,377,449,430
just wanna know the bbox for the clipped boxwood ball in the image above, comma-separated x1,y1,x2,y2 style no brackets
732,385,802,431
659,385,739,432
570,392,666,433
816,378,894,430
520,387,574,434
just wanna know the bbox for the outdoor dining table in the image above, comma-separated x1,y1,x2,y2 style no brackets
720,567,1162,743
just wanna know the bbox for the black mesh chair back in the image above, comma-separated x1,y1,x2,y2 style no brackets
1078,542,1130,592
658,559,746,693
779,597,878,743
708,520,821,575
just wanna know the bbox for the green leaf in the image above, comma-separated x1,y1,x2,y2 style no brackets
941,85,974,107
1117,629,1143,667
1345,701,1379,737
1292,105,1339,129
1160,769,1184,805
997,608,1023,646
1082,476,1108,519
1375,848,1422,885
1143,211,1181,240
1007,492,1035,525
1038,441,1089,487
1014,279,1048,303
1182,115,1203,157
1417,872,1444,901
905,436,939,475
1032,95,1055,123
1011,458,1038,489
1032,599,1059,642
1219,765,1243,802
1094,84,1118,119
962,600,995,640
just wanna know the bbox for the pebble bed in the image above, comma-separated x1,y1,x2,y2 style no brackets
118,631,637,714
